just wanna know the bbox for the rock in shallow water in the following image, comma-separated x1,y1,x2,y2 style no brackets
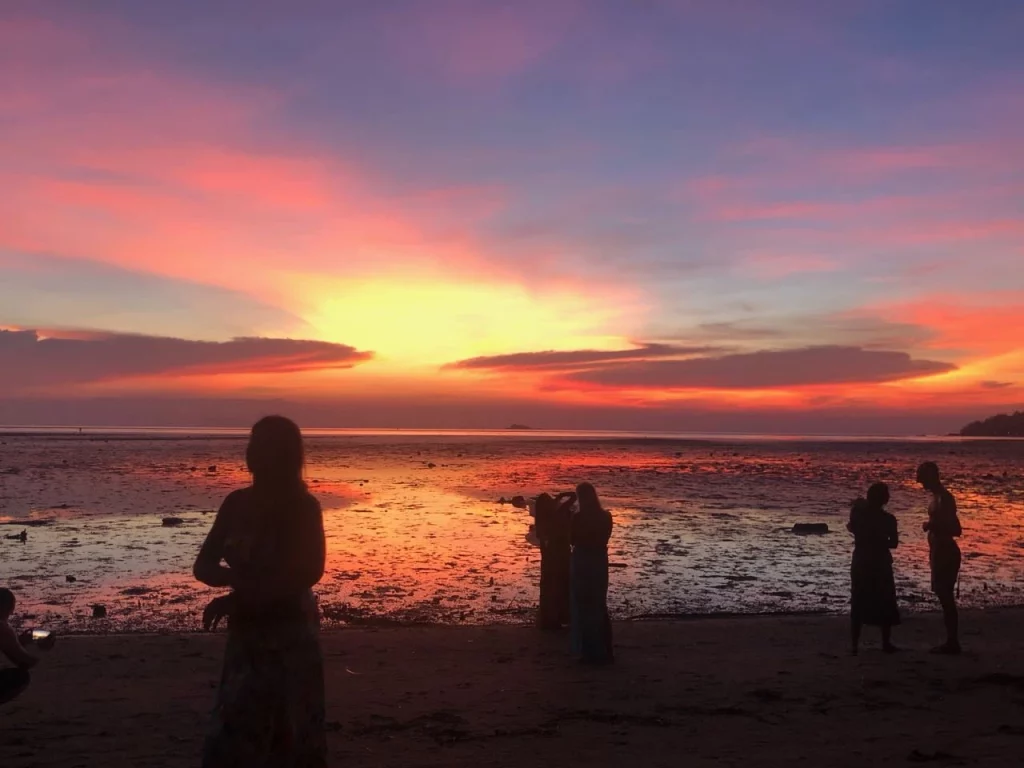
792,523,830,535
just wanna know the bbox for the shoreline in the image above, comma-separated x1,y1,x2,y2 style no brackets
3,610,1022,767
18,606,1024,638
18,602,1024,638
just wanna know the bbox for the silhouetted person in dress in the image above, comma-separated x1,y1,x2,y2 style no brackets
848,483,900,655
194,416,327,767
535,492,575,630
570,483,614,664
917,461,962,654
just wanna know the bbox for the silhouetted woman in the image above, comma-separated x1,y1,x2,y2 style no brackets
194,416,327,767
570,482,614,664
848,482,900,655
535,491,575,630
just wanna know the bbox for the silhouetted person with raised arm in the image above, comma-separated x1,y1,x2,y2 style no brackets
194,416,327,767
917,461,962,654
848,483,900,655
570,483,614,664
535,491,575,630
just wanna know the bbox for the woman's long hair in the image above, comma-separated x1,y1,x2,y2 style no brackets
245,415,307,498
866,482,890,508
576,482,603,517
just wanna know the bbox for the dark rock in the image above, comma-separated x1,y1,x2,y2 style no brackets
498,497,508,504
66,575,77,583
427,463,437,469
207,465,217,472
792,523,829,535
511,496,528,509
162,517,185,527
91,604,107,619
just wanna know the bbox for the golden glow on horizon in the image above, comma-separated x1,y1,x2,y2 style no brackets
302,276,636,368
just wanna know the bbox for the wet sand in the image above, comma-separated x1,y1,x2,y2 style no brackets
3,610,1023,767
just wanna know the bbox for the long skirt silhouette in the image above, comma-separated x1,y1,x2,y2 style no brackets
850,549,901,627
203,604,326,767
570,546,613,663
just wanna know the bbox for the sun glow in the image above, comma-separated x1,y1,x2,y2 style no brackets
302,276,636,369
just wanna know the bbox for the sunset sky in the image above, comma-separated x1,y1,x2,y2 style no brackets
1,1,1022,433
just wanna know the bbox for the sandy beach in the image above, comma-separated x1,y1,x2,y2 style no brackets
3,609,1022,767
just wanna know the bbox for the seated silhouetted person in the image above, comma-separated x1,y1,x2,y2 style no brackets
0,588,41,705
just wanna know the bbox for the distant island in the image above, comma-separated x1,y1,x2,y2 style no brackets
959,410,1024,437
507,424,533,430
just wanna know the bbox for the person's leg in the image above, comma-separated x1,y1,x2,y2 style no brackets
937,590,960,651
0,667,31,706
881,624,897,653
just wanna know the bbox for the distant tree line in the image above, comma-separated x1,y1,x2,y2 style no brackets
959,410,1024,437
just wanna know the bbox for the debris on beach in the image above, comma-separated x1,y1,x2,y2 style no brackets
792,523,830,535
66,575,77,583
91,604,107,619
207,465,217,472
4,530,28,542
162,516,185,527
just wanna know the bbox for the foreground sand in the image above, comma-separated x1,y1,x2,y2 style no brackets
2,610,1023,767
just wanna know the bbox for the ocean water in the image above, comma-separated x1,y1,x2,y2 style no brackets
1,430,1022,632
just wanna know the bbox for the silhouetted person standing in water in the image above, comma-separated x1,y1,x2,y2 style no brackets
535,492,575,630
917,461,962,654
194,416,327,767
570,483,614,664
848,482,900,655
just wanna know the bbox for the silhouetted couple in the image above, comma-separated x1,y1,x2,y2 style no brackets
535,483,614,664
194,416,327,767
848,462,962,656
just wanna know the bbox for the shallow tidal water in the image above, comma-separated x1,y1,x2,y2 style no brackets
1,432,1022,633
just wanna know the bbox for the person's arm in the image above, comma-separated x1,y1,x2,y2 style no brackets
887,516,899,549
231,501,326,604
556,495,577,515
193,493,238,588
0,623,38,669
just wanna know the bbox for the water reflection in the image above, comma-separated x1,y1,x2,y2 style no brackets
0,435,1021,632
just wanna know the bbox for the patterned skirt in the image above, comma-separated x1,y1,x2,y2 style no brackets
203,611,326,768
